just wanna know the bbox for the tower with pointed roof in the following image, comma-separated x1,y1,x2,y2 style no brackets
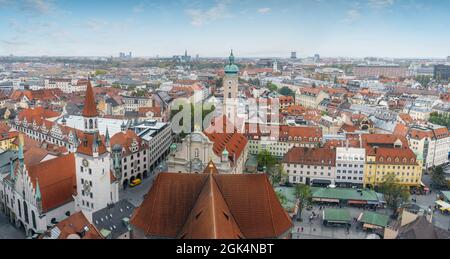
223,50,239,121
74,80,119,221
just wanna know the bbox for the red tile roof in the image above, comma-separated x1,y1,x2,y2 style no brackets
204,116,248,163
373,147,417,165
82,81,98,117
283,147,336,166
18,107,61,123
131,165,292,239
28,154,77,213
110,130,147,156
43,212,103,239
76,132,107,156
394,123,409,138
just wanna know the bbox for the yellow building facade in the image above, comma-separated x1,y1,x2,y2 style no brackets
364,148,423,188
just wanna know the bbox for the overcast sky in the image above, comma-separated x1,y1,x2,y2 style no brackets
0,0,449,58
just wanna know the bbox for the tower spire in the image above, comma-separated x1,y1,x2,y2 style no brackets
229,49,234,65
82,80,98,118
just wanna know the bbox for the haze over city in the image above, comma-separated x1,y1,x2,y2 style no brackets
1,0,450,245
1,0,450,58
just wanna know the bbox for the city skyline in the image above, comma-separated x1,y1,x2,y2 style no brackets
0,0,450,58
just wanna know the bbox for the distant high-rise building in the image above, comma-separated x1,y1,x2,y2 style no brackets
314,54,320,63
273,61,278,72
119,52,132,59
447,56,450,62
434,64,450,81
291,52,297,59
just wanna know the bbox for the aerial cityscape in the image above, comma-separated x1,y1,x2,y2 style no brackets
0,0,450,244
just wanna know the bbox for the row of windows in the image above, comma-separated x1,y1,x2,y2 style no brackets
337,176,363,181
287,170,331,177
82,200,94,209
287,164,332,170
80,167,92,175
337,170,364,175
369,165,415,170
337,164,364,168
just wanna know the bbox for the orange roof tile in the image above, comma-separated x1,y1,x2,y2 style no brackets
131,167,292,239
44,212,103,239
204,116,248,163
76,132,107,156
28,154,76,213
283,147,336,166
110,130,147,156
82,81,98,117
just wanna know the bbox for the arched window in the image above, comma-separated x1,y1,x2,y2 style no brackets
89,119,93,129
94,119,97,129
195,148,199,158
23,201,29,224
32,211,36,229
17,199,22,218
84,119,88,129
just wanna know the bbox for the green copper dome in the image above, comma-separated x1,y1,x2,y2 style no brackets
222,148,229,156
224,50,239,74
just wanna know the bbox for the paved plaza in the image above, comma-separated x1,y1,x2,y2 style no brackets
0,212,25,239
292,205,388,239
119,161,167,207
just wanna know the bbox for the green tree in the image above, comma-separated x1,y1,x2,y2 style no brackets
278,86,295,98
431,166,447,189
416,75,432,87
276,191,288,207
271,164,288,186
266,82,278,92
378,174,410,218
294,184,312,221
95,69,108,76
429,112,450,129
257,150,278,183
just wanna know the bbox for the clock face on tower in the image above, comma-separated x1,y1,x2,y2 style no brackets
82,159,89,167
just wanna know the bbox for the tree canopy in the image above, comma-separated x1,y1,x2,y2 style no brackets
378,174,410,218
278,86,295,98
429,112,450,129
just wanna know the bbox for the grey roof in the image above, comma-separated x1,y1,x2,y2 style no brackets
0,150,17,175
105,97,120,107
92,200,136,239
65,103,83,116
397,216,450,239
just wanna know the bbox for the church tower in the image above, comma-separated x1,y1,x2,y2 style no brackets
223,50,239,121
75,80,118,221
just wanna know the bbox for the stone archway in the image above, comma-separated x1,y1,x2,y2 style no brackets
137,174,142,180
143,171,148,179
123,179,129,190
17,220,25,233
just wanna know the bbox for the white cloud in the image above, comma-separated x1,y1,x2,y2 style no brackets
21,0,54,14
368,0,395,9
133,3,145,13
257,7,271,14
85,19,109,31
185,0,231,27
343,9,361,24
